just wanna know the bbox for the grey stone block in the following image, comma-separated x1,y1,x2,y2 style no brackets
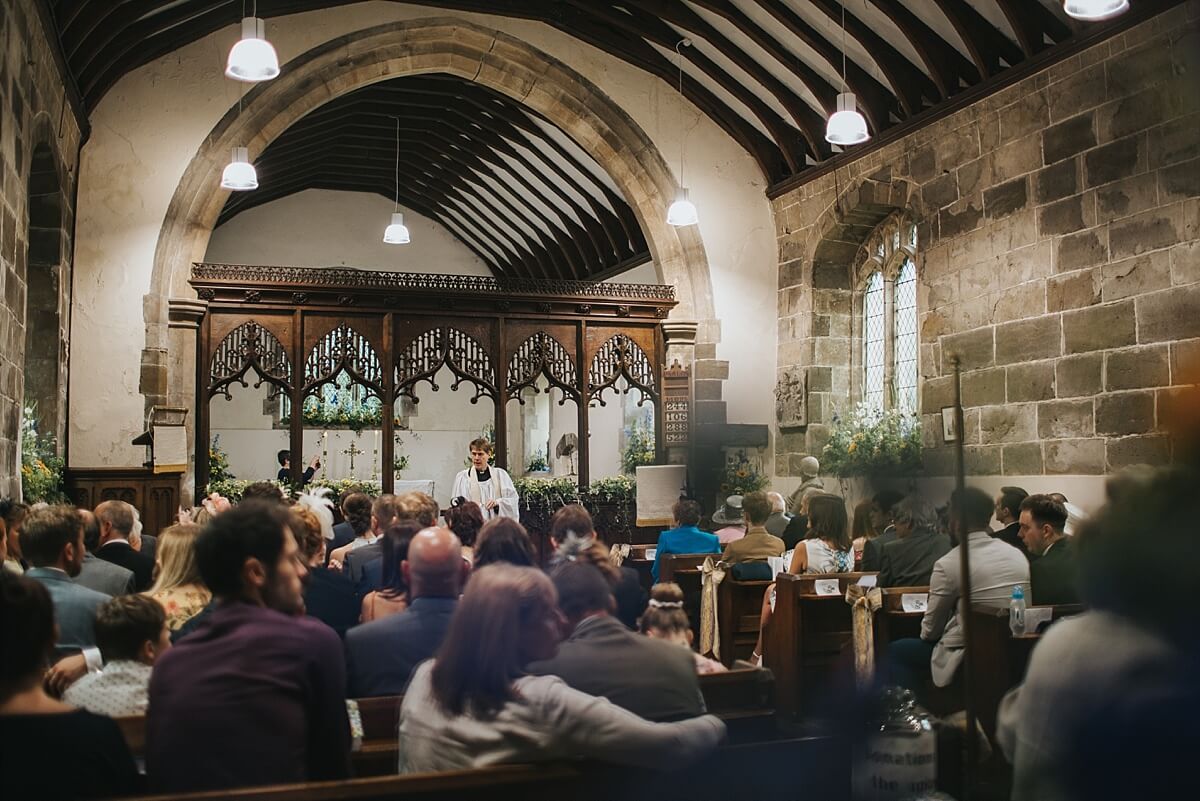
1137,285,1200,343
694,360,730,380
1106,345,1170,390
940,196,984,239
1038,195,1087,236
1095,391,1155,436
962,367,1006,407
1007,361,1056,402
1084,135,1144,187
1148,113,1200,169
1044,438,1105,474
1160,156,1200,200
1106,434,1171,471
941,327,994,371
1062,301,1137,354
1109,207,1183,260
995,316,1062,364
1035,159,1079,204
965,445,1002,475
980,404,1037,443
984,177,1028,220
1003,442,1044,475
1043,113,1096,165
922,172,958,210
1038,399,1095,439
1096,172,1159,224
1054,229,1107,273
922,375,956,411
1048,269,1101,312
1170,338,1200,379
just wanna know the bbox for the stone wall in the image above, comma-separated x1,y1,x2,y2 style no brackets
775,4,1199,479
0,0,84,496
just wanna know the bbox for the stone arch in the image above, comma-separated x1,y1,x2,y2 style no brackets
23,115,70,451
147,18,717,420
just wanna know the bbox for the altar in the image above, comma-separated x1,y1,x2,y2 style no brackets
194,265,683,510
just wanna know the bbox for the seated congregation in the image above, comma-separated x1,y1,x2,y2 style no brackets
0,456,1195,801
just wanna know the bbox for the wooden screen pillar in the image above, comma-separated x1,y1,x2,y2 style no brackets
661,320,697,468
167,298,207,502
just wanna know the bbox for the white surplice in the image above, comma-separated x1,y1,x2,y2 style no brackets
451,466,519,520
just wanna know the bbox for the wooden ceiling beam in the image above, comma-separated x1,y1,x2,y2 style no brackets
866,0,980,97
930,0,1024,77
994,0,1072,58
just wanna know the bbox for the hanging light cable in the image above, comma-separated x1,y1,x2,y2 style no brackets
226,0,280,82
383,117,411,244
1063,0,1129,20
825,2,869,146
667,38,699,227
221,90,257,191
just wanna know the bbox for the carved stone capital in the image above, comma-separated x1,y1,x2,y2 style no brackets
167,298,208,330
661,319,698,347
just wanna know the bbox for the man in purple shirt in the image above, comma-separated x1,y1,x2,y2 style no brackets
147,502,351,792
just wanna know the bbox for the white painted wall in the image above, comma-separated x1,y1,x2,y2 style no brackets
67,2,778,472
205,189,489,273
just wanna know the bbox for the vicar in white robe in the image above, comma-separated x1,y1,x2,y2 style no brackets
451,438,519,520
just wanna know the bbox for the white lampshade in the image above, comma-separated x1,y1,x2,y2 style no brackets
666,188,699,227
225,17,280,82
825,92,870,146
1063,0,1129,20
220,147,258,191
383,212,411,244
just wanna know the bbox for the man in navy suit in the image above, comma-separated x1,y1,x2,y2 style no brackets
95,501,155,591
344,527,468,696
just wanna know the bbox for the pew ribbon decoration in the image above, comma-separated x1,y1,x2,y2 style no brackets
845,584,883,691
699,556,727,660
345,699,363,752
608,543,631,567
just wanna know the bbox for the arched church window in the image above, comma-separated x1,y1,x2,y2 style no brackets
863,271,886,411
894,259,918,413
858,215,919,414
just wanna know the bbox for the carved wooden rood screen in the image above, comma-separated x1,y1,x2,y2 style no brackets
191,264,675,501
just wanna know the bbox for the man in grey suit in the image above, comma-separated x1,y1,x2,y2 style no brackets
76,509,135,596
878,496,952,588
529,562,706,722
890,487,1029,692
22,506,111,658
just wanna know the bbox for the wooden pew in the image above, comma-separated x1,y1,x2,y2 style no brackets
871,586,930,680
717,577,773,667
623,543,655,591
117,668,779,777
658,552,712,645
118,735,849,801
967,603,1083,741
762,572,877,720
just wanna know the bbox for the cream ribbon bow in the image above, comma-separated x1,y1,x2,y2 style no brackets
699,556,727,660
845,583,883,691
608,543,631,567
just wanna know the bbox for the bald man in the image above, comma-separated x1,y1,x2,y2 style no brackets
344,527,469,697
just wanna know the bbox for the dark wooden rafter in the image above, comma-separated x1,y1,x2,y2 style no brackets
49,0,1162,199
212,76,655,281
993,0,1072,58
930,0,1024,76
864,0,981,96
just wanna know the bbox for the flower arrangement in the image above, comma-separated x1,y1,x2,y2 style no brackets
719,450,769,497
21,404,66,504
205,478,290,502
620,415,656,475
587,474,636,503
209,435,234,482
526,448,550,473
821,403,922,477
307,477,381,498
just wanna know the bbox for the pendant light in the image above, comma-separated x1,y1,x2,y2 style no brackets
1063,0,1129,20
825,2,870,146
226,2,280,82
383,118,411,244
667,38,699,228
221,146,258,191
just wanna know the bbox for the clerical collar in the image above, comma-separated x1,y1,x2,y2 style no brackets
475,467,491,482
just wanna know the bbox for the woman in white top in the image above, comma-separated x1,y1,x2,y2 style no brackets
752,494,853,664
399,564,725,773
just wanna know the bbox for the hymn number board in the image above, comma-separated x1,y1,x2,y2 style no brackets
191,264,676,502
663,360,691,448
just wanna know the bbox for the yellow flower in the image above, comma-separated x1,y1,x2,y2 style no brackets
847,442,857,453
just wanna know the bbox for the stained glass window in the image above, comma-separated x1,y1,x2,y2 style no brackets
863,271,885,411
894,258,918,413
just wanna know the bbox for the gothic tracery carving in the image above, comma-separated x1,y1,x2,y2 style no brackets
303,324,383,399
208,321,292,400
506,332,579,404
395,327,497,404
588,334,656,406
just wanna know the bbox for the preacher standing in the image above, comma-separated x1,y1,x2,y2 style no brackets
451,438,519,520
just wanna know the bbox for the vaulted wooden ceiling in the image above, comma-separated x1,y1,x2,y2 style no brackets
43,1,1169,278
218,74,650,279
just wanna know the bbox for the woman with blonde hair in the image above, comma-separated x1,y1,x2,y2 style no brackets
146,523,211,631
399,564,725,773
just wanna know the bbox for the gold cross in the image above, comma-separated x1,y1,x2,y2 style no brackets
341,441,363,471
